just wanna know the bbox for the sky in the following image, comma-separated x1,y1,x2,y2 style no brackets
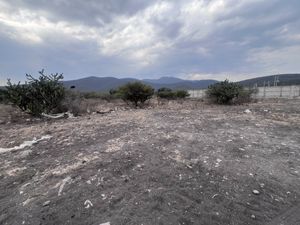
0,0,300,85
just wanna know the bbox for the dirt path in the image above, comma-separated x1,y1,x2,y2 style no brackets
0,100,299,225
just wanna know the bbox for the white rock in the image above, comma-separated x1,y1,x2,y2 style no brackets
99,223,110,225
252,190,260,195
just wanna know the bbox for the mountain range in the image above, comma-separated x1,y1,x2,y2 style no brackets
2,74,299,92
63,76,218,92
63,74,300,92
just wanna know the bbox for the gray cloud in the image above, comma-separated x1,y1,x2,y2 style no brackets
0,0,300,84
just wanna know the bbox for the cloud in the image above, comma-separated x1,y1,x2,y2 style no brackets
0,0,300,82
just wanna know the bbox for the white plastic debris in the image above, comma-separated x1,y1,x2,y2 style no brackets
84,200,93,208
43,201,51,207
41,112,75,119
58,176,72,196
0,135,52,154
244,109,251,114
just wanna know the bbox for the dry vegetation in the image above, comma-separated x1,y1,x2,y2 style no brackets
0,99,299,225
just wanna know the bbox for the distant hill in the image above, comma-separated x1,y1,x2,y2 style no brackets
143,76,185,84
63,76,137,92
238,74,300,87
63,76,218,92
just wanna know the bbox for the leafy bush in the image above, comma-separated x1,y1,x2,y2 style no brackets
174,90,190,98
157,87,175,99
81,91,116,101
0,88,8,103
5,70,65,115
234,88,255,104
206,79,251,104
157,88,189,99
117,82,154,107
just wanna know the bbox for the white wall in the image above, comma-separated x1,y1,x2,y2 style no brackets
254,85,300,98
188,85,300,99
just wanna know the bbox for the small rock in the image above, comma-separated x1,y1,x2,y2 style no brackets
252,190,260,195
43,201,51,207
99,223,110,225
251,214,256,219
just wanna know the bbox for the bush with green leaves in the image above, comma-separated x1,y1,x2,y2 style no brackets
117,82,154,107
206,79,252,104
156,87,175,99
5,70,65,115
0,88,8,103
174,90,190,98
157,88,189,99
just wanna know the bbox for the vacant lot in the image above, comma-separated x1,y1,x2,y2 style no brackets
0,99,299,225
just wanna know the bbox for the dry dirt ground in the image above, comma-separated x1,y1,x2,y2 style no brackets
0,99,299,225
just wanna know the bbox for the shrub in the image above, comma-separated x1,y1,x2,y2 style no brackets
109,88,117,95
206,79,252,104
5,70,65,115
157,87,175,99
81,91,116,102
117,82,154,107
174,90,190,99
157,88,189,99
234,88,255,104
0,88,8,103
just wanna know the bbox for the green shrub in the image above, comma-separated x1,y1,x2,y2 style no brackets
206,79,251,104
157,88,189,99
109,88,117,95
157,87,175,99
234,88,255,104
174,90,190,99
5,70,65,115
0,88,8,103
117,82,154,107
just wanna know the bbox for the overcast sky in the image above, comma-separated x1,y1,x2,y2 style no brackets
0,0,300,84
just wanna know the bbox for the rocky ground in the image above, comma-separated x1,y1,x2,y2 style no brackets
0,99,299,225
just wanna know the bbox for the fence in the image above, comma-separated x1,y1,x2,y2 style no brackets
188,85,300,99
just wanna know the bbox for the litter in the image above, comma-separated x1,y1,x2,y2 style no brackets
0,135,52,154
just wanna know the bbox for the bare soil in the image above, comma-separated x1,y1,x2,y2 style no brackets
0,99,299,225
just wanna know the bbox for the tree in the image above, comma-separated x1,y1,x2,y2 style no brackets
5,70,65,115
117,82,154,107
